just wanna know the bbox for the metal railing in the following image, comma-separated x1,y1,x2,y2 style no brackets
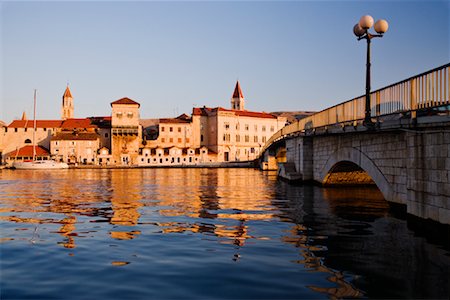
262,63,450,154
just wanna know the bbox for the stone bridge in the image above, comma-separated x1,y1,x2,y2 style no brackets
259,63,450,225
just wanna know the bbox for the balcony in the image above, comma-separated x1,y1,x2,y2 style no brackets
112,126,139,136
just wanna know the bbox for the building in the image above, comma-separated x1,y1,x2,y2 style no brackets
51,132,100,164
1,88,107,166
190,81,286,161
2,81,288,166
110,97,142,165
4,145,51,164
137,81,286,165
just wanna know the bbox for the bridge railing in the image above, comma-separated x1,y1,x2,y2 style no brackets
261,63,450,155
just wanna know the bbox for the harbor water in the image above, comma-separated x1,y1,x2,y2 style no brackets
0,168,449,299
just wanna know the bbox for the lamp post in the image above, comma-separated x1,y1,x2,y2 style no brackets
353,15,389,128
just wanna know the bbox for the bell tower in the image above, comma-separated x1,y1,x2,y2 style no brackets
231,81,245,111
61,85,74,120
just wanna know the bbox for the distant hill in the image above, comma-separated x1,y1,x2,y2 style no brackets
270,111,315,123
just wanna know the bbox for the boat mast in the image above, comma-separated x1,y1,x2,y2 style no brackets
33,89,37,161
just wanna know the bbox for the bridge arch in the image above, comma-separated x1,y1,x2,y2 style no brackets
318,147,395,203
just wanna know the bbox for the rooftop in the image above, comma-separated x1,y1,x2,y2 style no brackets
110,97,140,107
52,132,100,141
5,145,50,158
192,106,277,119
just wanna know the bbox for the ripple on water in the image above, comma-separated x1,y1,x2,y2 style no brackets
1,169,449,299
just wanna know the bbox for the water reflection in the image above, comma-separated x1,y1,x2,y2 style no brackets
1,169,448,299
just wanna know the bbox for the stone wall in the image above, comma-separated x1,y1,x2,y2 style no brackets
275,127,450,225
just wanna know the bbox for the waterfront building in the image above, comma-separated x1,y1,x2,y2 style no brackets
3,118,63,157
191,81,287,161
50,118,101,164
4,145,51,164
51,132,100,164
110,97,142,165
2,81,287,166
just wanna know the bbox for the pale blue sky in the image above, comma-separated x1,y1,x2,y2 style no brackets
1,0,449,123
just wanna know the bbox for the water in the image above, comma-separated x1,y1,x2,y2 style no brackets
0,168,448,299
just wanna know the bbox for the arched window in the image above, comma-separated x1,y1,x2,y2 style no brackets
24,139,32,144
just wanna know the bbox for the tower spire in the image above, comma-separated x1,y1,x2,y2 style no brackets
231,80,245,110
61,85,74,120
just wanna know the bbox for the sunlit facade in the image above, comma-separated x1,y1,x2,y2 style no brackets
0,81,287,166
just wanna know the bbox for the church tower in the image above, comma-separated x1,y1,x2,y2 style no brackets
61,86,74,120
231,81,245,111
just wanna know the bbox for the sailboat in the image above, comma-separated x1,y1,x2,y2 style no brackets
13,90,69,170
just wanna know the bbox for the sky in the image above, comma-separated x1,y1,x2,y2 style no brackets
1,0,449,123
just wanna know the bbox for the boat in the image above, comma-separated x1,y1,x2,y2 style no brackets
12,90,69,170
13,160,69,169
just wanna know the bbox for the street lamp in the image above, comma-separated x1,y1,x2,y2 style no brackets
353,15,389,128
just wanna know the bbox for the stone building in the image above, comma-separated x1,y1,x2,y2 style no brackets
110,97,141,165
2,82,287,166
4,145,51,164
51,132,100,164
191,81,287,161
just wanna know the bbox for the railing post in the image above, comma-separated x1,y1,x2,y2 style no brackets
410,78,417,120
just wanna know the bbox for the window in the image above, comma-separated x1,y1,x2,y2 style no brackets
262,126,266,132
200,135,204,142
178,127,181,133
127,112,133,118
170,127,173,132
116,112,123,118
254,136,258,143
25,139,32,144
24,128,27,132
105,133,109,138
178,138,182,143
236,135,240,142
161,127,165,132
169,138,173,143
224,123,230,130
236,123,240,130
262,136,266,143
186,138,190,143
254,125,258,131
15,128,18,132
161,138,165,143
270,126,274,132
245,135,249,142
245,124,249,131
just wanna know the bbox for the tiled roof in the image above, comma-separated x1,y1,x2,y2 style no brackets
52,132,100,141
192,106,277,119
160,118,191,124
232,81,244,98
63,86,72,98
192,107,214,116
110,97,140,107
5,145,50,158
61,118,97,129
8,120,63,128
